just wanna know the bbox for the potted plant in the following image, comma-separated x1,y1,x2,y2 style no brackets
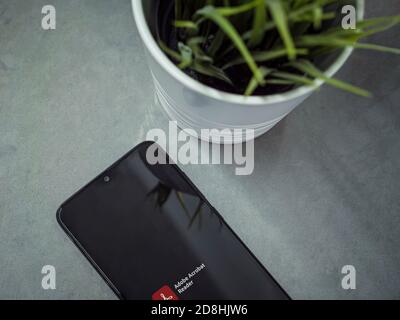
132,0,399,143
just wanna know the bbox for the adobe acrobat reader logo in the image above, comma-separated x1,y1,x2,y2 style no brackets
152,285,179,300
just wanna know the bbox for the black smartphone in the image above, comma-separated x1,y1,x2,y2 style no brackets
57,141,289,300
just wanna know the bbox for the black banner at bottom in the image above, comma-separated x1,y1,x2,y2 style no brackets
1,300,397,318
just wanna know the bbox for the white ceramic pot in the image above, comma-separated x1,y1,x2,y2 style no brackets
132,0,364,144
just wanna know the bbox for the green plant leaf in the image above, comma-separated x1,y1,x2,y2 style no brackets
187,37,214,63
177,42,193,69
223,48,308,70
265,0,296,60
248,0,267,47
312,7,322,29
220,1,337,60
265,78,298,85
297,34,400,54
192,61,234,85
208,30,225,57
215,0,259,16
159,40,182,62
352,43,400,55
326,15,400,39
173,20,199,31
289,60,371,97
245,67,271,96
271,71,315,86
196,5,264,84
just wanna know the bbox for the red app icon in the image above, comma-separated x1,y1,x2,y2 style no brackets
152,285,179,300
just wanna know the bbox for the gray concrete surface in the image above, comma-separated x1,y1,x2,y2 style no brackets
0,0,399,299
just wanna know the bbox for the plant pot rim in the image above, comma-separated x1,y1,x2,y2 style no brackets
132,0,364,106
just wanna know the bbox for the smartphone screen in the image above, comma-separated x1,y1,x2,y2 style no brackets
57,142,289,300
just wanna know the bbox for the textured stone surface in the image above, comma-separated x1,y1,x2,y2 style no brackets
0,0,399,299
